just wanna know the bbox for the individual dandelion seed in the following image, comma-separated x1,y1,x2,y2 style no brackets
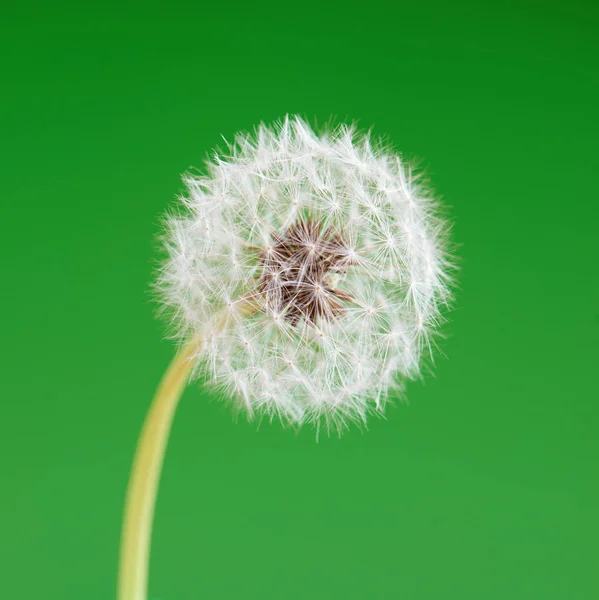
118,116,454,600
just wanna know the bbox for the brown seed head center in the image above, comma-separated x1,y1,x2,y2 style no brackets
258,218,355,325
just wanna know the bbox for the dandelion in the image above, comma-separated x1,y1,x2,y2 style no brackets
118,116,453,600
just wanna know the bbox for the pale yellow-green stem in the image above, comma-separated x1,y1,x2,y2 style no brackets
117,337,198,600
117,301,257,600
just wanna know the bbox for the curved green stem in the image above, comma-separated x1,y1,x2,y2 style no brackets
117,339,197,600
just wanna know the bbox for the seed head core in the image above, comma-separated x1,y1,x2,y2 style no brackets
258,218,355,325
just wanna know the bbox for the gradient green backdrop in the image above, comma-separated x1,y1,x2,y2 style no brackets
2,1,598,598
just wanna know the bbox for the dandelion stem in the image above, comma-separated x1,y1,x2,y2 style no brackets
117,338,198,600
117,300,257,600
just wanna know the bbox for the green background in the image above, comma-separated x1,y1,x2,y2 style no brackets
2,1,598,598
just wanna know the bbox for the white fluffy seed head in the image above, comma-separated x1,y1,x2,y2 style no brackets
157,116,453,434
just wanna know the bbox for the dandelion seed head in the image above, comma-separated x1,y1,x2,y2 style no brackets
157,116,453,433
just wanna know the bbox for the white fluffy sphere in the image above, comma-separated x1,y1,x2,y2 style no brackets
158,116,452,432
